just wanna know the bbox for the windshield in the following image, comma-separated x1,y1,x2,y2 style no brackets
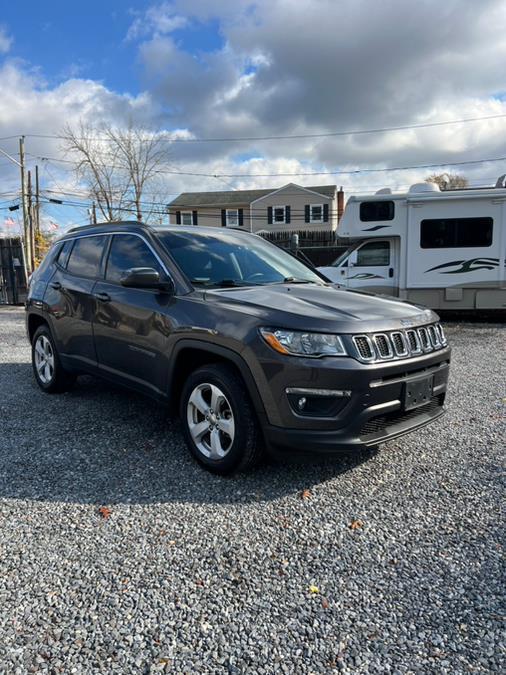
157,230,325,287
330,245,355,267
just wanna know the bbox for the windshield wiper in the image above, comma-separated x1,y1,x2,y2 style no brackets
282,277,316,284
191,279,262,288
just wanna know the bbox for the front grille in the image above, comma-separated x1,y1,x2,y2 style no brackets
353,336,374,361
374,334,393,359
352,322,447,363
360,395,444,440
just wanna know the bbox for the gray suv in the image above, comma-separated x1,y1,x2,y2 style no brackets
26,222,450,474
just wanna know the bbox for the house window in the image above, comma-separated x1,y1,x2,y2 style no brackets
273,206,286,223
360,201,395,222
310,204,323,223
181,212,193,226
420,217,493,248
226,209,239,227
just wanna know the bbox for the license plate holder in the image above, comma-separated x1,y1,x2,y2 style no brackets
404,375,433,411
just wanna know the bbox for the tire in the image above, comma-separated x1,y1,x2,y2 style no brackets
180,363,263,474
31,324,76,393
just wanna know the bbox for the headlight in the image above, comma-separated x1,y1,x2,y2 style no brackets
260,328,347,357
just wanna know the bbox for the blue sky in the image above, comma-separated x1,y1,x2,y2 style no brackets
1,1,223,94
1,0,506,231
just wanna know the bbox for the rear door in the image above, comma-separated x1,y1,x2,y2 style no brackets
92,233,174,397
44,235,106,370
345,239,399,295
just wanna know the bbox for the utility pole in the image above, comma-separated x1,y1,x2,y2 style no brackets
19,136,31,272
35,164,40,251
92,201,97,224
27,170,35,270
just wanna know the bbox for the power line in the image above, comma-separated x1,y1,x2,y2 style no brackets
18,112,506,143
28,152,506,178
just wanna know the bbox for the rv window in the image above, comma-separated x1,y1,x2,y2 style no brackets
356,241,390,266
420,217,493,248
360,201,395,222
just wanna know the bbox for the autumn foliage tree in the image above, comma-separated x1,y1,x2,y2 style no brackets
425,173,469,190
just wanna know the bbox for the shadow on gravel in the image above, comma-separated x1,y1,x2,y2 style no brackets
0,363,377,506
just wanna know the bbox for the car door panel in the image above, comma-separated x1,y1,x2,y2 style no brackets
346,239,398,295
92,233,175,395
43,235,106,369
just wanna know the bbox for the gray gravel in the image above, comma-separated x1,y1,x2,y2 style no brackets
0,306,504,674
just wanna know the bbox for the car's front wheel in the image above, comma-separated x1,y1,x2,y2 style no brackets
31,325,76,393
180,363,263,474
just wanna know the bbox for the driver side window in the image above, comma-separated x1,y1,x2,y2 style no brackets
356,241,390,266
106,234,162,283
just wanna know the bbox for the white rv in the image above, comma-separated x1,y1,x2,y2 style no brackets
318,180,506,310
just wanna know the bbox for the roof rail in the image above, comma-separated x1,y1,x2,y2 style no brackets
66,220,145,234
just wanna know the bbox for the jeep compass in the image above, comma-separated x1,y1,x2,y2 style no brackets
26,222,450,474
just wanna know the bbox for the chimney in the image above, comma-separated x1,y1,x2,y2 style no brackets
337,186,345,222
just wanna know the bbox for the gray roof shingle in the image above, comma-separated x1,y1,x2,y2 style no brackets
168,184,337,207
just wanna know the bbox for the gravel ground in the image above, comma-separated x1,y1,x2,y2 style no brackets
0,306,504,674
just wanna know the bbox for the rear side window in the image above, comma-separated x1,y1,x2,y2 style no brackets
66,236,105,278
420,217,493,248
360,201,395,222
105,234,162,283
56,240,74,269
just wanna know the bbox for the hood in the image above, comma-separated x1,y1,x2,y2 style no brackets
204,283,438,333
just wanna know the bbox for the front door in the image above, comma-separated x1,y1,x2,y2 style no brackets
92,233,175,397
345,239,398,295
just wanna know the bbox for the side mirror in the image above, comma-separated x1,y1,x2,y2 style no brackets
120,267,174,293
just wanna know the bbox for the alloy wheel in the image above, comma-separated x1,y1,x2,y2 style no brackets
186,382,235,459
34,335,55,385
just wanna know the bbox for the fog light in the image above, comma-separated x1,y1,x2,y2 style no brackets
298,396,307,410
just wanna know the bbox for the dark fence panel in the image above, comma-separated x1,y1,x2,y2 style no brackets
300,246,348,267
0,237,28,305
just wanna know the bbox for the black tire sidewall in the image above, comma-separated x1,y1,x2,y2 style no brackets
180,365,257,474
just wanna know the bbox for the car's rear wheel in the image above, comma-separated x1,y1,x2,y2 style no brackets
32,325,76,393
180,363,263,474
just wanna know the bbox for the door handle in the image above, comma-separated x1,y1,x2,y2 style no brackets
50,281,62,290
94,292,111,302
388,267,394,278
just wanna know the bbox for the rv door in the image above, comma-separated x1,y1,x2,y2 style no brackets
345,239,399,295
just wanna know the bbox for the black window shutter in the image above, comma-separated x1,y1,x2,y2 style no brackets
323,203,329,222
192,210,198,226
176,210,181,225
285,205,291,224
267,206,273,224
238,208,244,227
305,205,310,223
221,209,226,227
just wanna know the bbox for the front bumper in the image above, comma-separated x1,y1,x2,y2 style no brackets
251,345,450,454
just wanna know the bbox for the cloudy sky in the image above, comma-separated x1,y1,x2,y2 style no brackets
2,0,506,230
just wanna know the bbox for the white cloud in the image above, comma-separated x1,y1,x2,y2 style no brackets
126,3,188,41
0,26,12,54
3,0,506,229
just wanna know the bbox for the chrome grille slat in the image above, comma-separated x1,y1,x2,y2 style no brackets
352,323,447,363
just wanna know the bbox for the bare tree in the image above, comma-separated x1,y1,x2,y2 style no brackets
62,121,171,223
425,173,469,190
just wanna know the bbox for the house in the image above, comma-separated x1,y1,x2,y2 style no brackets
167,183,344,241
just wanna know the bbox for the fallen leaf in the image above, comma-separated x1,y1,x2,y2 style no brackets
309,585,320,594
168,540,176,546
321,597,329,609
301,489,312,500
349,519,364,530
98,506,111,519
